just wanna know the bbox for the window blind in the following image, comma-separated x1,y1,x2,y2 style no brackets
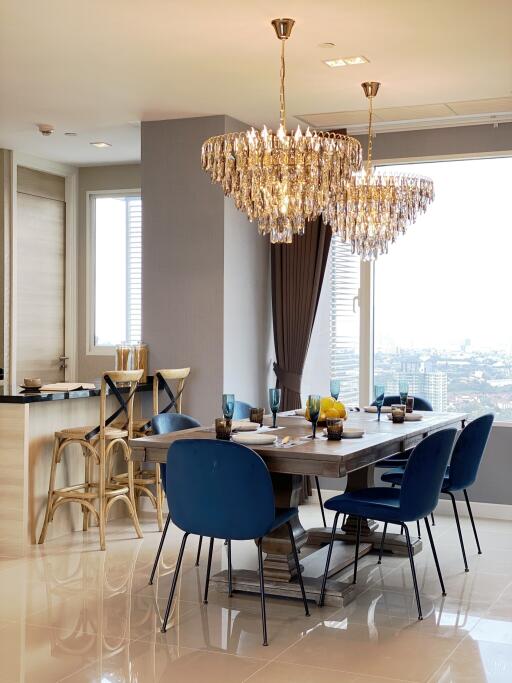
126,197,142,344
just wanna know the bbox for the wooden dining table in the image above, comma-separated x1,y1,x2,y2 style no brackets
130,409,466,606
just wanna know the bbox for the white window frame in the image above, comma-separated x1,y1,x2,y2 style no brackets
355,150,512,425
86,188,141,356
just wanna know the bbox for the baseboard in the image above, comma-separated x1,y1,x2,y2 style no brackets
320,490,512,522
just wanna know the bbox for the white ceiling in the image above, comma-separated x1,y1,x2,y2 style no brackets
1,0,511,165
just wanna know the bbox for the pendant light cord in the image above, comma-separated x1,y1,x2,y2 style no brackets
366,94,374,175
280,39,286,130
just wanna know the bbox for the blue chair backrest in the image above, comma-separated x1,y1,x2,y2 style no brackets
399,428,458,521
166,439,276,540
233,401,253,419
448,414,494,490
152,413,200,434
371,395,433,411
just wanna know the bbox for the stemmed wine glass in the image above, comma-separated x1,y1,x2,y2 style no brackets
374,385,385,422
308,394,321,438
399,380,409,406
222,394,235,423
330,379,340,401
268,388,281,428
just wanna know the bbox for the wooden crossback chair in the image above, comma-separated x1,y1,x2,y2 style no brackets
112,368,191,531
38,370,144,550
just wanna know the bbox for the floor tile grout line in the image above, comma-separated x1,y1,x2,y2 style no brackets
424,632,471,683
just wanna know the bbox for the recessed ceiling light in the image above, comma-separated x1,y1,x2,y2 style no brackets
64,132,77,136
90,141,111,148
318,42,336,48
323,55,369,68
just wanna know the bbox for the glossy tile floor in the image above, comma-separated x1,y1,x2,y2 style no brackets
2,500,512,682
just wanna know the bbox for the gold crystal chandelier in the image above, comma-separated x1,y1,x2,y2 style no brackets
323,82,435,259
201,18,363,244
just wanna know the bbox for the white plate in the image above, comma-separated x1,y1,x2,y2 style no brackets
364,406,392,413
387,413,423,422
322,427,364,439
294,408,306,416
231,433,277,446
231,421,259,432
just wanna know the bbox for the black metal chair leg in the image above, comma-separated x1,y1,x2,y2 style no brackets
195,535,203,566
416,520,422,538
149,512,171,585
464,489,482,554
431,512,436,526
257,539,268,646
161,532,189,632
403,524,422,620
203,537,215,604
286,521,310,616
424,516,446,596
448,492,469,572
227,539,233,597
319,512,340,607
315,476,327,527
378,522,388,564
353,517,362,585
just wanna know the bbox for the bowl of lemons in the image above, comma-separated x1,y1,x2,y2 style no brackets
304,396,347,426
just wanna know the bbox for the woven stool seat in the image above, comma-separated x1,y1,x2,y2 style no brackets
56,425,128,440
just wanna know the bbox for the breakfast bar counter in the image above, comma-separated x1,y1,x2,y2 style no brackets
0,381,152,557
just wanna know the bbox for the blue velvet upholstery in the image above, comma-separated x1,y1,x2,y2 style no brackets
233,401,253,420
151,414,201,493
371,395,433,411
443,413,494,492
382,414,494,493
166,439,288,540
325,428,458,522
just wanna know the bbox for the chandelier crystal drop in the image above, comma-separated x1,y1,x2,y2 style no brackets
201,18,363,244
323,82,435,259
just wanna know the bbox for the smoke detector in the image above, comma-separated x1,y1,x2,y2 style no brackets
37,123,55,136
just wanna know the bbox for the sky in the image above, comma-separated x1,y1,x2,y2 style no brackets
374,156,512,353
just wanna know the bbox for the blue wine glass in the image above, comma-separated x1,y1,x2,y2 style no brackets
330,379,340,401
268,388,281,428
222,393,235,422
308,394,321,438
399,380,409,406
374,385,385,422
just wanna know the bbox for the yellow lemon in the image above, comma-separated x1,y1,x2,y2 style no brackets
325,408,339,419
320,396,335,412
334,401,347,419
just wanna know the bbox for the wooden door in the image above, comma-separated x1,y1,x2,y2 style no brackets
16,167,66,384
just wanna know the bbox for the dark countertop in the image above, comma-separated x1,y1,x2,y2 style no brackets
0,379,153,404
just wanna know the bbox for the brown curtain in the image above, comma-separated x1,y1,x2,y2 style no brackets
271,218,332,410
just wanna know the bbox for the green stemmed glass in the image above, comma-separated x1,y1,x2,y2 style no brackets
222,393,235,421
399,380,409,406
374,385,385,422
308,394,321,438
268,388,281,428
330,379,341,401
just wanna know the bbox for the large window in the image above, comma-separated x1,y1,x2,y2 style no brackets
305,155,512,422
374,156,512,420
89,192,142,349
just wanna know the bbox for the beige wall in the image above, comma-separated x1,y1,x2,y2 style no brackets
0,150,11,381
77,164,141,380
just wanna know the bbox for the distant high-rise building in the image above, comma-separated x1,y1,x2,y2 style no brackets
424,372,448,411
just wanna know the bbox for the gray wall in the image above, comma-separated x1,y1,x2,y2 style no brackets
77,164,141,380
141,116,269,424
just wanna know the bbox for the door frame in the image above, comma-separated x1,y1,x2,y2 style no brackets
9,152,78,390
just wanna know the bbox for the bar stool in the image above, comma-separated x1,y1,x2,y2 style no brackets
38,370,144,550
112,368,191,531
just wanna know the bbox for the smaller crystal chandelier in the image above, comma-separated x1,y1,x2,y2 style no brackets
201,19,362,244
323,82,435,259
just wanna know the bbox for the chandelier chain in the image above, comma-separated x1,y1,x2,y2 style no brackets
280,39,286,129
367,94,374,175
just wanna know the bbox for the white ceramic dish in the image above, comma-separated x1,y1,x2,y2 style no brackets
364,406,392,414
322,427,364,439
294,408,306,416
387,413,423,422
231,421,259,432
231,433,277,446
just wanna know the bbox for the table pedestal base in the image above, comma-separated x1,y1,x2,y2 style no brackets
307,525,423,556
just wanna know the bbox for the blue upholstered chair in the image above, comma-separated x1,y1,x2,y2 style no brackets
382,414,494,572
320,428,458,620
149,413,202,577
233,401,253,420
157,439,309,644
